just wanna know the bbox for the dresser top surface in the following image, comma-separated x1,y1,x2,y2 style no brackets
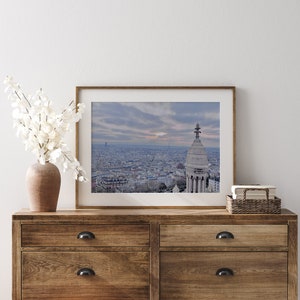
13,208,297,222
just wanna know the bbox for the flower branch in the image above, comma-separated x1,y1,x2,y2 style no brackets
4,76,88,182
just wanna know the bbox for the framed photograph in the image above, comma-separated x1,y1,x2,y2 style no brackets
76,86,235,208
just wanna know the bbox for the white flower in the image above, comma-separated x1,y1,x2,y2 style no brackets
3,76,88,182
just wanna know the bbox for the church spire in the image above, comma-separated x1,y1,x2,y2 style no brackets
194,123,201,139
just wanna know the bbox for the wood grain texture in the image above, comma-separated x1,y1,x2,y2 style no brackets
22,252,149,299
12,208,297,300
12,221,21,300
288,220,298,300
150,222,160,300
160,251,287,300
160,224,287,247
22,224,149,247
13,208,296,222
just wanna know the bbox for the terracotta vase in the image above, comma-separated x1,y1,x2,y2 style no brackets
26,162,61,212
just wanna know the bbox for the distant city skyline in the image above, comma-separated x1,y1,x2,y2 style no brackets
91,143,220,193
92,101,220,148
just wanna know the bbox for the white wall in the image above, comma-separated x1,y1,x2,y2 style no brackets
0,0,299,298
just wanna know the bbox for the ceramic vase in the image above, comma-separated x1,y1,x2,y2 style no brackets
26,162,61,212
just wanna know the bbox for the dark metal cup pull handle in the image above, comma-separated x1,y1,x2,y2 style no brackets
77,268,96,276
216,268,234,276
216,231,234,239
77,231,95,240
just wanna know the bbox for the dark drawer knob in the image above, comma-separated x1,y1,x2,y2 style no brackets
216,231,234,239
216,268,234,276
77,268,96,276
77,231,95,240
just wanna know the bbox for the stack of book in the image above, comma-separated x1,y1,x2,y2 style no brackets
231,185,276,200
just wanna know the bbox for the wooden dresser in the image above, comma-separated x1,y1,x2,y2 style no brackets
12,208,298,300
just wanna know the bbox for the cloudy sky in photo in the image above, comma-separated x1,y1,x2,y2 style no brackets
92,101,220,148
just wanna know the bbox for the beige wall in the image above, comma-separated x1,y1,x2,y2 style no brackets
0,0,299,297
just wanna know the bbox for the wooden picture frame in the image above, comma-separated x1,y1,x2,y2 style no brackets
76,86,235,208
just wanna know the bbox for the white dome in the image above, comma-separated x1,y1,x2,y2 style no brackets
186,138,209,172
186,123,209,173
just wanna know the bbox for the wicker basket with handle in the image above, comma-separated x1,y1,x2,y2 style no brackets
226,188,281,214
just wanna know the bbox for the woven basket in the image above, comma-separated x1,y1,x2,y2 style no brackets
226,188,281,214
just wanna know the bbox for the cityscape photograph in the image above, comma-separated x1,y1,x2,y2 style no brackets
91,101,220,193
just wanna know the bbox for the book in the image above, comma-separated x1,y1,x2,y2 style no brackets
231,185,276,200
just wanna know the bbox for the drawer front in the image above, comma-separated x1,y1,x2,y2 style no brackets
160,251,287,300
22,252,149,299
22,224,149,247
160,225,287,247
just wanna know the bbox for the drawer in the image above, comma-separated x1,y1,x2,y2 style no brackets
160,225,287,247
22,224,149,247
160,251,287,300
22,251,150,299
